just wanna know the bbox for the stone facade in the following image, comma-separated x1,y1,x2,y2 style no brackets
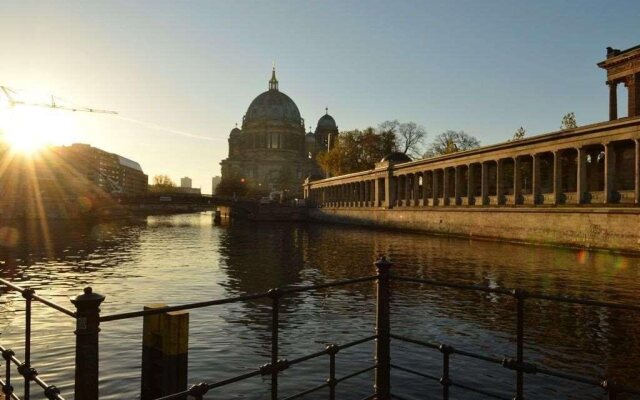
220,69,338,195
303,45,640,252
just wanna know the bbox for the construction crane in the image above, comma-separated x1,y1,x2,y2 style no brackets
0,85,117,114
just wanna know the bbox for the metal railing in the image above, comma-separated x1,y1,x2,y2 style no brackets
99,275,380,400
0,278,74,400
2,259,640,399
389,275,640,400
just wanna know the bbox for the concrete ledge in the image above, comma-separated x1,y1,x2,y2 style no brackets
309,207,640,253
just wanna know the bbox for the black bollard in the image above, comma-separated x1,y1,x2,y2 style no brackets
71,287,105,400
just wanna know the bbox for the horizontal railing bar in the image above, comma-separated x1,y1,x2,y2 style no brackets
453,347,504,364
536,366,640,395
101,276,378,322
100,292,270,322
451,380,512,400
280,276,378,295
280,382,328,400
0,380,21,400
335,365,377,384
390,333,439,350
392,275,640,312
31,294,76,318
0,345,66,400
390,364,439,381
0,279,76,318
287,335,377,367
206,368,264,390
392,275,512,295
391,363,510,400
527,292,640,312
287,349,326,367
338,335,377,351
390,394,413,400
391,335,640,395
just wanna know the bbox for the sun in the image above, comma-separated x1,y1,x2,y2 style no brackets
0,105,77,154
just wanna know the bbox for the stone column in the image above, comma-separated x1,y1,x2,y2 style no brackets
636,140,640,205
553,150,563,205
374,178,380,207
532,154,541,204
514,157,522,205
405,175,412,207
577,147,587,204
481,162,488,205
423,171,430,205
385,172,395,209
608,80,618,121
414,174,421,206
604,143,615,204
628,74,640,118
496,159,504,204
442,169,449,206
432,170,439,206
467,164,475,205
454,166,461,205
364,180,369,207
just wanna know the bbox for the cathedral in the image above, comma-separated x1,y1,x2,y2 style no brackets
220,69,338,195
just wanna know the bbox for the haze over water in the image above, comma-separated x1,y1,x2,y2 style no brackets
1,213,639,399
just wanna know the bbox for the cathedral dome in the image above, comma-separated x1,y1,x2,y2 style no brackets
243,68,302,127
230,126,241,136
316,113,337,131
245,90,302,125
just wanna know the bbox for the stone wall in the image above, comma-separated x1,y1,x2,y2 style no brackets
309,207,640,253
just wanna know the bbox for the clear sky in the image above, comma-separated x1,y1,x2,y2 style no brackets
1,1,638,193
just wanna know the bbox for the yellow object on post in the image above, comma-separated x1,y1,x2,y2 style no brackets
141,304,189,400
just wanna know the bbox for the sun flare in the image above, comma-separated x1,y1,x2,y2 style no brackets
0,105,77,155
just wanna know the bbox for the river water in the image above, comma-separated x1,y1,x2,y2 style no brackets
0,212,639,399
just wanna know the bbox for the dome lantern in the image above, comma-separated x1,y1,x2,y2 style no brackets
269,67,279,91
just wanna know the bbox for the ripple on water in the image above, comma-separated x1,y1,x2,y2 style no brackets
1,213,640,399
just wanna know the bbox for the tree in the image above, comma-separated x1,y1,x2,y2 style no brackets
424,130,480,158
560,112,577,130
378,120,426,158
512,126,526,141
153,174,175,187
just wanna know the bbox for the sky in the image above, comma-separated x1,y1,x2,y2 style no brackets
0,0,639,193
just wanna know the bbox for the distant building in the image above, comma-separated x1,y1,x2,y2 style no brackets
180,177,192,188
211,175,221,194
219,68,338,195
53,143,148,196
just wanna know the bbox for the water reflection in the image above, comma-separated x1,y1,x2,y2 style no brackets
0,213,639,399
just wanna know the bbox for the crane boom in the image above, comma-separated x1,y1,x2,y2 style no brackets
0,85,117,114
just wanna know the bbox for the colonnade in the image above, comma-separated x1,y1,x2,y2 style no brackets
305,129,640,209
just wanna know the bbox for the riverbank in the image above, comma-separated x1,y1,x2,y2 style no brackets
309,206,640,254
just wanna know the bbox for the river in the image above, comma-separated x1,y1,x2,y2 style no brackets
0,212,639,399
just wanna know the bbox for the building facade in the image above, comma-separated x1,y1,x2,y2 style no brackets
54,143,148,196
220,69,338,195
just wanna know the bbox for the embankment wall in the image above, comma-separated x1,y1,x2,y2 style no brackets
309,207,640,253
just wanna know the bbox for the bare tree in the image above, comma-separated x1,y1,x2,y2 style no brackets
424,130,480,158
377,120,426,158
153,174,175,187
512,126,526,141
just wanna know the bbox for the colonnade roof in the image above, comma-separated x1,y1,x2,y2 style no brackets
309,116,640,186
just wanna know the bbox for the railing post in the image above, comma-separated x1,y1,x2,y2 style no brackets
326,344,339,400
2,348,15,399
22,288,34,400
71,287,105,400
439,344,453,400
268,288,281,400
513,289,527,400
374,257,392,400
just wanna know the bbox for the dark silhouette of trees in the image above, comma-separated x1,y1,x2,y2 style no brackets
424,130,480,157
